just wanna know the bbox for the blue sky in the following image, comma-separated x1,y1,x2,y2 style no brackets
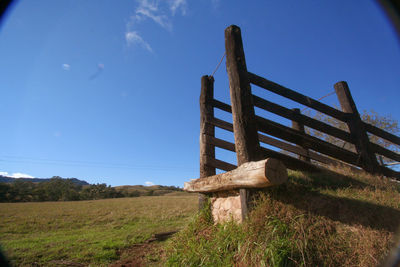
0,0,399,186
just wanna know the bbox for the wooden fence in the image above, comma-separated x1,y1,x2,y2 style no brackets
199,25,400,204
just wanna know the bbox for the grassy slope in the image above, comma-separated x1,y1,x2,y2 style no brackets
0,195,197,266
166,168,400,266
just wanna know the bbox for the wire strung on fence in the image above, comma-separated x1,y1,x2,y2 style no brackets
210,52,226,78
302,91,336,113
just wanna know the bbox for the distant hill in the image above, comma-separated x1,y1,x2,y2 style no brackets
0,175,89,186
114,184,183,197
0,175,185,202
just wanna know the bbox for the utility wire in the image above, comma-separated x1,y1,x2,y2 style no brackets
0,155,197,172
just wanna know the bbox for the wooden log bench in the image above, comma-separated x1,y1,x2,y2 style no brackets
184,158,288,223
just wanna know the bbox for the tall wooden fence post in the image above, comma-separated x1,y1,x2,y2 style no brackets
292,108,311,162
199,75,216,210
225,25,262,220
334,81,379,173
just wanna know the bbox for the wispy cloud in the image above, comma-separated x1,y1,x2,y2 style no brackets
126,31,153,52
135,1,172,31
145,181,155,186
125,0,188,52
169,0,187,16
0,171,35,178
62,63,70,71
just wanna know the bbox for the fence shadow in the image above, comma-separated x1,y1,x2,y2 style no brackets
290,169,371,191
261,179,400,232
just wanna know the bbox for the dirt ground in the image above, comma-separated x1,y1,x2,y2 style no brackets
109,242,166,267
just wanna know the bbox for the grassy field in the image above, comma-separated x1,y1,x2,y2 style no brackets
0,194,198,266
2,167,400,266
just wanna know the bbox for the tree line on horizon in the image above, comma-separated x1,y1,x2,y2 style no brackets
0,177,182,202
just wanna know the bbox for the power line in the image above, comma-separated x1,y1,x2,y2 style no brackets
0,155,197,172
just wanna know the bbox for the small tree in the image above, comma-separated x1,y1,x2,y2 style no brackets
307,109,399,167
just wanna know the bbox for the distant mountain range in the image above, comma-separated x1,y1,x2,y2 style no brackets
0,175,89,185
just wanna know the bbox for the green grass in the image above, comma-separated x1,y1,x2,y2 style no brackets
2,168,400,266
0,195,198,266
166,168,400,266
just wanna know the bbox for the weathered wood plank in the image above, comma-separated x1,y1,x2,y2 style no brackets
248,72,348,122
369,142,400,162
252,94,353,143
184,158,288,193
258,133,360,171
256,115,360,166
212,99,232,113
206,134,236,152
207,118,353,168
209,117,234,132
259,147,322,173
378,165,400,180
334,81,380,174
364,122,400,146
259,133,308,157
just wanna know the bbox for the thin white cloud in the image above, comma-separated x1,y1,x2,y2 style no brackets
125,31,153,53
145,181,155,186
125,0,189,51
135,4,172,31
137,0,158,12
169,0,187,16
62,64,70,71
0,171,35,178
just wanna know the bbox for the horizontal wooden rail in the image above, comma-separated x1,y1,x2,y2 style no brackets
212,99,232,113
206,135,236,152
258,133,359,170
248,72,348,122
256,116,361,166
207,91,399,178
252,94,353,143
364,122,400,146
210,115,360,169
369,142,400,162
209,117,234,132
379,165,400,180
205,156,236,172
259,147,321,173
208,118,353,169
258,133,309,157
